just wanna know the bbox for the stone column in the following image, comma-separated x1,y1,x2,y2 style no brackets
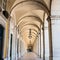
47,16,53,59
17,28,19,59
42,24,45,60
38,34,39,56
40,29,41,58
18,28,22,58
19,40,21,60
19,35,21,58
16,27,18,60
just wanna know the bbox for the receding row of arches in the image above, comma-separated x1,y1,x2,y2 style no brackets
0,0,60,60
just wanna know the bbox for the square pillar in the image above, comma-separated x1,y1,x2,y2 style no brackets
47,16,53,59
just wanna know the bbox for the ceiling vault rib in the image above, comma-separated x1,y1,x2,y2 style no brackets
24,31,37,36
43,12,45,22
50,0,52,15
20,23,40,30
22,32,36,38
17,15,43,27
21,29,38,34
20,24,40,32
20,29,38,36
10,0,50,14
19,21,39,28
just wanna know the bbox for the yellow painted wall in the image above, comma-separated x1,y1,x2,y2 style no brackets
3,20,10,58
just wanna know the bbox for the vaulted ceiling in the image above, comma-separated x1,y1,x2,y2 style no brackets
6,0,51,45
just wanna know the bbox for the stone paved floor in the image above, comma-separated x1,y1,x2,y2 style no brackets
18,52,60,60
18,52,42,60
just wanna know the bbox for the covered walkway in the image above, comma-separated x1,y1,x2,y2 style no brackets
0,0,60,60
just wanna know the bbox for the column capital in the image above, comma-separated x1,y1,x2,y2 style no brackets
42,24,44,30
47,16,51,22
42,27,44,30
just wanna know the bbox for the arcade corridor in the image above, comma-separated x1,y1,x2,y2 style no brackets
0,0,60,60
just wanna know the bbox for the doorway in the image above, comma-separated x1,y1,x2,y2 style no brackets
0,24,4,60
27,44,33,52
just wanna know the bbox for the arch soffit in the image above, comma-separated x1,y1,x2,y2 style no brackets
17,15,43,27
11,0,50,15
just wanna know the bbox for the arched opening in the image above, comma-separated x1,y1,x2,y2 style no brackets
27,44,33,52
0,24,4,60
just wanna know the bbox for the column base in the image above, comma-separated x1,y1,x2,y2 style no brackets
40,55,41,58
43,56,45,60
49,56,53,60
